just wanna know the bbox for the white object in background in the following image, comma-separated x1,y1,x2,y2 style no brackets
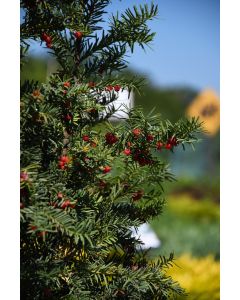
132,223,161,249
107,89,134,120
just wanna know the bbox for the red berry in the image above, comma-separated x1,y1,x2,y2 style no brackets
45,36,52,44
61,200,70,209
168,136,178,146
114,85,121,92
46,42,52,48
31,225,37,231
88,81,95,88
74,31,83,39
20,172,29,181
156,141,163,150
41,33,47,40
63,81,71,88
132,148,152,166
146,134,154,142
91,142,97,148
41,33,51,43
60,156,70,163
103,166,111,174
123,149,131,156
57,192,63,199
58,161,65,168
38,231,47,237
106,85,113,91
132,190,144,201
127,142,132,147
132,128,141,136
105,132,118,145
82,135,90,142
65,114,72,121
32,89,41,97
165,143,172,150
20,202,25,209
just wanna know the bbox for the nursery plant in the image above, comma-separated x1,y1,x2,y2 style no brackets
20,1,202,299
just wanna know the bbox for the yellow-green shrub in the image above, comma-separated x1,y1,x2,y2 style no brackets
168,195,220,222
167,254,220,300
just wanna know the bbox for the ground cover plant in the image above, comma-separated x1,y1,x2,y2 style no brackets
166,254,220,300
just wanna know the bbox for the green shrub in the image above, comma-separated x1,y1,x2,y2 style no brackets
150,195,220,258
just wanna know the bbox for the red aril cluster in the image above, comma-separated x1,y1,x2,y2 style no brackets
32,89,41,97
123,148,131,156
105,85,121,92
164,136,179,150
132,148,153,166
41,32,52,48
146,134,154,142
156,136,178,151
156,141,163,150
165,143,172,150
91,141,97,148
105,132,118,145
74,31,83,39
114,85,121,92
63,81,71,88
132,128,141,137
58,156,70,170
102,166,111,174
64,113,72,121
106,85,113,91
20,171,29,182
57,192,63,199
61,200,71,209
168,136,178,146
50,192,76,209
82,135,90,142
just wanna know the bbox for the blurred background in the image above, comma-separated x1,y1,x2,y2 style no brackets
21,1,220,299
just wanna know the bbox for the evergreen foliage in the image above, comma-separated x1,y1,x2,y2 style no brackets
20,1,202,299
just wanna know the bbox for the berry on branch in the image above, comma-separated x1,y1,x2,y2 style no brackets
114,85,121,92
132,128,141,137
105,132,118,145
123,148,131,156
63,81,71,88
102,166,111,174
74,31,83,39
82,135,90,142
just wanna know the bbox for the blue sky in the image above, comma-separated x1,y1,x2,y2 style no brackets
110,0,220,93
27,0,220,93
